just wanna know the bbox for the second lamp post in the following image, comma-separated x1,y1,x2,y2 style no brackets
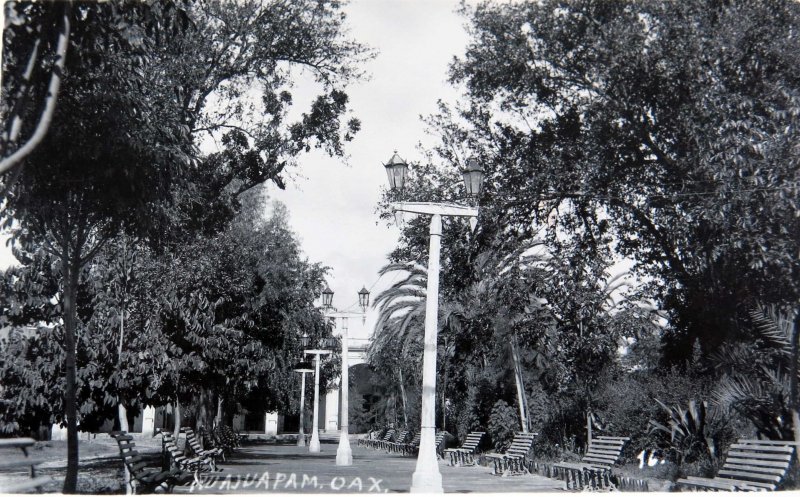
383,152,483,493
321,285,370,466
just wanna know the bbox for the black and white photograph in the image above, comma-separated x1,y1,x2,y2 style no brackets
0,0,799,494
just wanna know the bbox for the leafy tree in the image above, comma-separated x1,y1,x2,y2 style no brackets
1,1,369,491
441,0,800,358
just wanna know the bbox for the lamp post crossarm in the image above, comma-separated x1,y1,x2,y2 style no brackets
325,311,365,319
392,201,478,218
304,349,333,356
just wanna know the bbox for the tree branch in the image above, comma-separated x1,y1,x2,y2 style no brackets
0,5,71,176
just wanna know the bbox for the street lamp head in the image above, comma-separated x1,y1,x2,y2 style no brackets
383,151,408,191
322,285,334,308
358,286,370,312
300,332,310,348
293,361,314,373
461,158,484,199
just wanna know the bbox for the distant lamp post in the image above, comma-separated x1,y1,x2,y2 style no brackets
293,360,314,447
383,151,409,191
383,152,483,493
322,287,370,466
305,337,333,453
322,285,334,309
358,286,370,313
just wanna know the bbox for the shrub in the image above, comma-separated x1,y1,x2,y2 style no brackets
647,399,733,477
487,399,519,450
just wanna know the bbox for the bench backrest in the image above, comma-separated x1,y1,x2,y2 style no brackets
110,431,151,480
460,431,485,452
394,430,411,443
434,432,446,448
717,439,796,490
382,429,397,442
408,433,421,446
582,436,630,468
182,428,204,451
0,438,51,493
505,432,537,458
162,433,185,459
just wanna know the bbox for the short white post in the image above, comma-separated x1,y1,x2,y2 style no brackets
336,317,352,465
310,354,322,453
298,371,307,447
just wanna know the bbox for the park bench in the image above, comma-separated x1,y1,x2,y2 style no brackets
181,428,223,468
0,437,53,493
110,431,192,493
397,430,448,457
485,432,538,476
373,428,396,450
212,425,241,454
160,431,214,484
676,439,796,491
398,432,421,456
387,430,411,453
358,427,386,448
547,435,630,490
444,431,485,466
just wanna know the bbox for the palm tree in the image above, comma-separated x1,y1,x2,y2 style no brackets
710,304,799,442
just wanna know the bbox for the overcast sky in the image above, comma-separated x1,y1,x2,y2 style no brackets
0,0,471,320
269,0,470,314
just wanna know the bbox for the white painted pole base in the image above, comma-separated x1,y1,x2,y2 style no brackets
297,432,305,447
309,431,321,453
410,426,442,492
336,431,352,465
410,467,443,493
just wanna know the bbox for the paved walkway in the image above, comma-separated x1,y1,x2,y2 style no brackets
176,441,566,494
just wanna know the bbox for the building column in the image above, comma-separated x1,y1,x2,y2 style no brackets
325,376,340,432
51,424,67,441
265,411,279,436
141,406,156,437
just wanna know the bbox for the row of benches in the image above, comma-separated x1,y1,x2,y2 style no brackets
358,428,447,457
110,425,242,493
435,431,797,492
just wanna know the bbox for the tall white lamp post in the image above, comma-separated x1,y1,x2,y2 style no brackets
322,286,370,466
304,329,333,453
293,359,313,447
383,152,483,493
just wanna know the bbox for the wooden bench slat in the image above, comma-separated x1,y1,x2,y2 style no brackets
583,456,617,465
0,475,54,493
738,440,800,446
587,447,623,456
725,456,793,468
0,438,36,449
718,469,782,483
712,476,777,490
0,458,47,470
678,476,737,491
725,451,792,462
722,463,786,476
729,444,794,454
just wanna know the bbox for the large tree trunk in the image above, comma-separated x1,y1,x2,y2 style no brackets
117,309,129,432
173,400,181,440
116,271,132,494
62,254,80,493
215,396,223,428
510,334,529,432
790,309,799,447
397,368,408,428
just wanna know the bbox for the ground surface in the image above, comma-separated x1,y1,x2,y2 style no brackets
174,441,566,494
0,437,567,493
